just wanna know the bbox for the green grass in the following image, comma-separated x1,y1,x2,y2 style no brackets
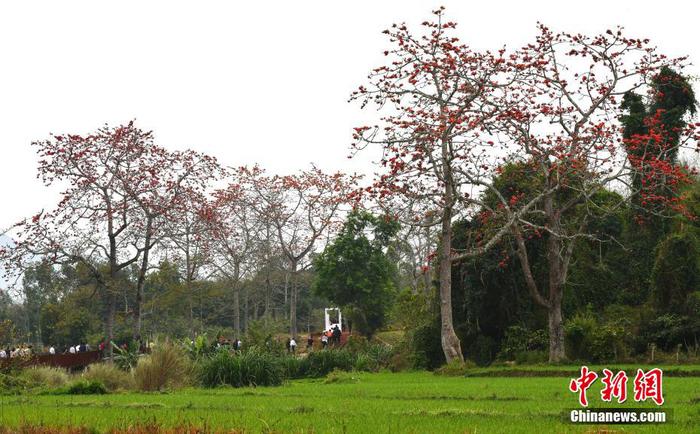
0,371,697,433
464,364,700,377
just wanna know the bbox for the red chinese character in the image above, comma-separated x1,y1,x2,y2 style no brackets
569,366,598,407
633,368,664,405
600,369,628,403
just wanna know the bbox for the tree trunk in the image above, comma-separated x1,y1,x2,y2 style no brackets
243,286,249,332
544,192,567,363
233,283,241,337
439,206,464,363
132,217,153,341
185,249,194,337
104,290,116,358
264,271,271,324
187,279,194,337
547,292,565,362
289,262,298,338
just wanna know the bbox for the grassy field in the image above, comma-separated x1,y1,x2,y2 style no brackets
0,371,698,433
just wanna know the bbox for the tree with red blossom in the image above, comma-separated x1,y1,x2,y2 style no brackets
0,122,220,348
351,8,523,362
160,190,217,335
124,142,221,339
239,166,359,337
205,182,260,337
352,9,699,361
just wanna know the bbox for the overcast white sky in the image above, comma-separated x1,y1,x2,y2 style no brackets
0,0,698,231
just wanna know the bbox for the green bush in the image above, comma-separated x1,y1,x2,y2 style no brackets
111,341,141,371
637,313,699,353
300,349,356,378
565,313,597,361
498,326,548,360
565,312,630,363
514,350,548,365
198,349,284,387
408,320,445,370
48,380,107,395
279,354,303,379
344,335,370,353
82,363,134,391
353,353,373,372
0,373,32,394
353,343,393,372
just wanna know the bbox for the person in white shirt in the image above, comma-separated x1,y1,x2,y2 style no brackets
289,338,297,354
0,349,6,358
69,346,76,354
49,346,56,355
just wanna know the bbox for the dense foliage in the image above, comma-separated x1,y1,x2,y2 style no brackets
313,210,400,336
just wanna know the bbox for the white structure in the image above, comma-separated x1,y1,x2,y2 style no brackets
324,307,342,332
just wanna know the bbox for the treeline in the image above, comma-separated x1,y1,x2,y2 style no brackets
2,13,700,368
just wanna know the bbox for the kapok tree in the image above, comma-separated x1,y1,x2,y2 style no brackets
124,146,221,339
483,25,699,361
240,166,359,338
0,122,220,348
0,123,154,349
160,190,217,335
205,181,259,337
352,9,699,362
351,9,518,362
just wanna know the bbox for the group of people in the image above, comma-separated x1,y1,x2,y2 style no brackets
0,343,93,359
66,343,91,354
323,325,342,347
286,325,343,354
0,345,32,358
215,337,242,351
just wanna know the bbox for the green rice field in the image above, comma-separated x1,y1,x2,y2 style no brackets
0,371,698,433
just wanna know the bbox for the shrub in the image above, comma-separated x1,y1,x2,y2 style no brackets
298,349,356,378
408,320,445,370
434,359,477,376
566,312,631,363
82,363,134,391
198,349,284,387
182,334,214,361
21,366,71,388
498,326,548,360
565,313,598,361
49,380,107,395
381,337,414,372
637,313,699,353
514,350,548,365
353,353,373,372
280,354,303,379
0,373,31,394
133,342,191,391
111,341,140,371
353,343,393,372
344,335,370,353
